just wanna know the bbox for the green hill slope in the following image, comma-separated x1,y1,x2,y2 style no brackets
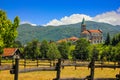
16,22,120,44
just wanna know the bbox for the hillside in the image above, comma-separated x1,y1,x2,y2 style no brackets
16,21,120,44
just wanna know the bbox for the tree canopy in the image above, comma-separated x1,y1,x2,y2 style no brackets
40,40,49,58
58,42,69,59
72,38,90,60
47,42,61,60
0,10,20,49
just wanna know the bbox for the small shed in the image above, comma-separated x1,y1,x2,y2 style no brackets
1,48,21,59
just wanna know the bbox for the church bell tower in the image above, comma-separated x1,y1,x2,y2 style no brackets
81,18,86,32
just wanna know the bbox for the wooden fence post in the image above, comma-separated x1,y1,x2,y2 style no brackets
101,60,103,70
24,58,26,68
12,58,14,65
74,59,77,70
37,58,38,67
14,55,19,80
0,56,1,66
90,57,95,80
114,61,116,70
10,55,20,80
88,57,95,80
54,59,61,80
116,72,120,80
50,60,52,67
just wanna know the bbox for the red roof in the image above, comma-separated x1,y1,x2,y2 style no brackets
82,30,89,34
57,39,67,43
69,37,79,41
82,29,102,34
88,30,102,33
2,48,18,57
57,36,79,43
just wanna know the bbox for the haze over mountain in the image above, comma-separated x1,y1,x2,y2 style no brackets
16,21,120,44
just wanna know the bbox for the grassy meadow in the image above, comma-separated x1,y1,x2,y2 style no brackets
0,67,120,80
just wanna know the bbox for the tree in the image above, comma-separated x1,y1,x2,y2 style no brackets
58,42,69,59
0,10,20,47
72,38,90,60
13,40,22,48
40,40,49,58
110,46,117,61
111,36,117,46
100,46,112,61
47,42,61,60
24,40,41,59
88,45,99,61
0,10,20,65
111,33,120,46
104,33,110,45
115,43,120,62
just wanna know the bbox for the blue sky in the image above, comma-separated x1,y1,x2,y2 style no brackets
1,0,120,26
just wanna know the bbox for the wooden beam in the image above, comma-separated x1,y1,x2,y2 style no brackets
19,67,56,73
0,65,11,70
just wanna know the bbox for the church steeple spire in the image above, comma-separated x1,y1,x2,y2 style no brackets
81,18,86,32
81,17,85,25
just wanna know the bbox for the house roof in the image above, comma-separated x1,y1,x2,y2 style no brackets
2,48,18,57
68,37,79,41
57,36,79,43
57,39,67,43
82,29,102,34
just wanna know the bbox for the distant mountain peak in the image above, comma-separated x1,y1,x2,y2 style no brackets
17,21,120,44
20,22,37,26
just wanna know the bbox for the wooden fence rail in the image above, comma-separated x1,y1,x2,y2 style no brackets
0,57,120,80
10,57,61,80
19,67,56,73
0,65,11,70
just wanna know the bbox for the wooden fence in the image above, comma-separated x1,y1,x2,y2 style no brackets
0,57,120,80
19,59,54,68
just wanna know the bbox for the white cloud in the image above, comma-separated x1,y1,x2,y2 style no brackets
20,21,37,26
44,19,63,26
93,11,120,25
44,7,120,26
61,14,92,24
45,14,92,26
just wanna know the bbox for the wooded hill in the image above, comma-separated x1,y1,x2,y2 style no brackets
16,21,120,44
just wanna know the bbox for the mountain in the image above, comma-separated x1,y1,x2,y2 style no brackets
16,22,120,44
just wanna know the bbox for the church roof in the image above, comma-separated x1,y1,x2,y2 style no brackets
82,29,102,34
88,30,102,33
82,30,89,34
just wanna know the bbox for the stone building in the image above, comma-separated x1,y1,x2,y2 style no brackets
80,18,103,44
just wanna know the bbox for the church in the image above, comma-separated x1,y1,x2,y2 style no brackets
80,18,103,44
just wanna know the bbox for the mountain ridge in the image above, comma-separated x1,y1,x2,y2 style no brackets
16,21,120,44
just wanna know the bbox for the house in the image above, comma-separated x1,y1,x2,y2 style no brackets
80,18,103,44
1,48,21,59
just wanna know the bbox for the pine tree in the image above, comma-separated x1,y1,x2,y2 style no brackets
104,33,110,45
